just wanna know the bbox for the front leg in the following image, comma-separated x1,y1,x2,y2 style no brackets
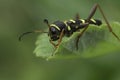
49,29,65,56
49,29,65,48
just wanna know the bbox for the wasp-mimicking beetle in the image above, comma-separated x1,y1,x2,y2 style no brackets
19,3,120,53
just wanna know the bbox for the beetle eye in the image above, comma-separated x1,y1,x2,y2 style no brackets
50,27,57,35
51,30,56,34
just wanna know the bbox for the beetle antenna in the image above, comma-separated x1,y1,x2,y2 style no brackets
19,30,48,41
75,13,80,20
44,19,51,28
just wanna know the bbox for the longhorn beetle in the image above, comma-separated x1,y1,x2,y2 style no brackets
19,3,120,52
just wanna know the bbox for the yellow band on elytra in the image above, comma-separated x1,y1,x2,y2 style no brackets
80,19,85,23
91,19,96,23
64,21,71,31
69,19,76,23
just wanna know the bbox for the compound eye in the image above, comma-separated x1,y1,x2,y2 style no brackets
52,30,57,35
50,27,57,35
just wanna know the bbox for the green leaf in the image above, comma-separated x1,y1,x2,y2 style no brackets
34,22,120,60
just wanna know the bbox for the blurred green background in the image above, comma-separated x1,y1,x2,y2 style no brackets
0,0,120,80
